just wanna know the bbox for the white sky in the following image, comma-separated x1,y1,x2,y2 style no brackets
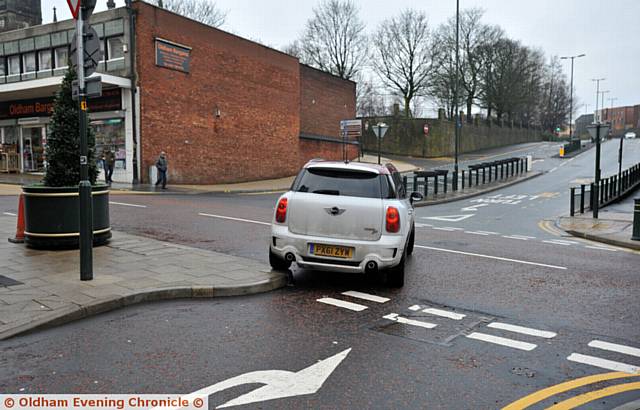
43,0,640,113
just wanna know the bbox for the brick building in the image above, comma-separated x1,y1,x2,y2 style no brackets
0,0,357,184
599,104,640,136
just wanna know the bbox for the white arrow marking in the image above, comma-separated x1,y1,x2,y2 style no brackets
461,203,488,212
421,214,475,222
169,349,351,409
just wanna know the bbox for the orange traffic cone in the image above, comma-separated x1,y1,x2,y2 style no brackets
8,193,25,244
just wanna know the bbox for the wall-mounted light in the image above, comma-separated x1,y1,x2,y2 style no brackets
214,106,221,118
123,43,128,53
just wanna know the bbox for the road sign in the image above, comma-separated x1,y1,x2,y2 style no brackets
372,122,389,139
179,349,351,408
423,123,430,135
70,25,102,77
340,119,362,139
67,0,81,19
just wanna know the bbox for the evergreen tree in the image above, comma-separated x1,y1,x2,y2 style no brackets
43,68,98,187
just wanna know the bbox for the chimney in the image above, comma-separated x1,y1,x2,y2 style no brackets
53,6,57,22
107,0,116,9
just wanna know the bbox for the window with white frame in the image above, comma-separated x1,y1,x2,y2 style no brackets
7,55,20,75
107,36,124,60
22,52,36,73
38,50,52,70
54,47,68,68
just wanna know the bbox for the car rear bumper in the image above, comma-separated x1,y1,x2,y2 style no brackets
270,224,405,273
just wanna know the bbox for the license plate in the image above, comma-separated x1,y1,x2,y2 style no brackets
309,244,354,259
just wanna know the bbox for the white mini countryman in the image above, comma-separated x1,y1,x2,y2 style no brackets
269,160,423,287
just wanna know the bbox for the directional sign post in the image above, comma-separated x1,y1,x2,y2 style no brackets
587,122,610,218
372,122,389,165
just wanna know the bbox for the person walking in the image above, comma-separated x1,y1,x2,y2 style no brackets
155,151,168,189
103,147,115,184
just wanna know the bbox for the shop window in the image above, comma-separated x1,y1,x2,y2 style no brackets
7,55,20,75
54,47,68,68
92,118,126,169
107,36,124,60
23,52,36,73
38,50,52,71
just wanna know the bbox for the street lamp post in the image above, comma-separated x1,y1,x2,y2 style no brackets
560,54,585,143
452,0,460,191
592,78,605,122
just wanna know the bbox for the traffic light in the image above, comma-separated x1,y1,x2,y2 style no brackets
555,126,561,133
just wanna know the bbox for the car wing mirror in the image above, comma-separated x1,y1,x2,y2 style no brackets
409,192,424,204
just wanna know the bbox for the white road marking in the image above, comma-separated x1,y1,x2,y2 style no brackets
461,203,489,212
502,235,530,241
341,291,389,303
408,305,422,311
415,245,567,270
442,227,463,231
432,227,457,231
422,214,475,222
542,240,572,246
383,313,437,329
3,212,16,216
567,353,640,374
414,223,432,228
465,231,490,235
475,231,499,235
588,340,640,358
487,322,556,339
198,212,271,226
548,239,579,245
317,297,367,312
549,167,558,173
423,308,466,320
109,201,147,208
466,332,537,351
585,245,618,252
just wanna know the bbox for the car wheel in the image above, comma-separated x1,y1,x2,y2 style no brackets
387,252,405,288
269,248,291,271
407,226,415,256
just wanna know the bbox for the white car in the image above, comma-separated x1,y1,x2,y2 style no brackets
269,160,423,287
625,132,636,139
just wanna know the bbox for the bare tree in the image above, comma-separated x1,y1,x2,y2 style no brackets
538,56,571,132
372,10,440,118
299,0,367,80
155,0,227,27
281,40,303,58
356,77,386,117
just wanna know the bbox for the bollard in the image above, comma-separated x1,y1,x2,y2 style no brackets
580,184,585,213
462,170,465,189
443,173,448,194
632,198,640,241
570,187,575,216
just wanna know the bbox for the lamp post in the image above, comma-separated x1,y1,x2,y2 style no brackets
560,54,585,143
452,0,460,190
592,78,605,122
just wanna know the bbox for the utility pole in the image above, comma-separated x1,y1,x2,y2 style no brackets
560,54,585,143
592,78,605,123
452,0,460,191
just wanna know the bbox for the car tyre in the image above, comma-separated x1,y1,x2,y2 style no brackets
387,252,405,288
407,226,415,256
269,248,291,271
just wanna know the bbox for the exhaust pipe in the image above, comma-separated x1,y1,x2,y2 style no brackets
365,260,378,274
285,253,296,262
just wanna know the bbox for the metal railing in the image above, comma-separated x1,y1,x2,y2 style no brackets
570,162,640,216
402,156,529,199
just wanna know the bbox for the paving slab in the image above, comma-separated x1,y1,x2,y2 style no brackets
556,214,640,251
0,215,286,340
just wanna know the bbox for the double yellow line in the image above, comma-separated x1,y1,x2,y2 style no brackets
503,371,640,409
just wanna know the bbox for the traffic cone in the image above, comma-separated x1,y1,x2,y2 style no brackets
8,193,25,244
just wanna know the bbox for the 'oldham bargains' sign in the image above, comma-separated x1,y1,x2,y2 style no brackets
0,89,122,120
155,38,191,73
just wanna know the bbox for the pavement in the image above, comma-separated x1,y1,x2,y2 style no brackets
0,215,286,341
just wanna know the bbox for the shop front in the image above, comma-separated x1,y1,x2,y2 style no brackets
0,86,135,182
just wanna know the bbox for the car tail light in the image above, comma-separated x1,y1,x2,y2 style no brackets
275,198,288,223
386,206,400,233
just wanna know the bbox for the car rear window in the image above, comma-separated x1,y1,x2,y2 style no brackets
293,168,384,198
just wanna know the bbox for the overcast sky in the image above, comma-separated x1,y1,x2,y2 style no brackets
44,0,639,115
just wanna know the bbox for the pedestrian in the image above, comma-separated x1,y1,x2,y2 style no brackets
155,151,168,189
103,147,115,184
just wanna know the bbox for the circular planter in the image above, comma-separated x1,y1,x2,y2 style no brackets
22,184,111,249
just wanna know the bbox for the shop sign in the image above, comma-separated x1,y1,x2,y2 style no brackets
155,38,191,73
0,88,122,120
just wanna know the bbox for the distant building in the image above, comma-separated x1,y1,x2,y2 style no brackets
0,0,42,33
575,114,594,138
598,105,640,136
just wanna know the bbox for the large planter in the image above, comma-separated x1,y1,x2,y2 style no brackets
22,184,111,249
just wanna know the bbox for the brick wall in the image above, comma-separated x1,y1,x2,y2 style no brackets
134,2,357,184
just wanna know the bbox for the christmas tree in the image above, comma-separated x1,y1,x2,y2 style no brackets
43,67,98,187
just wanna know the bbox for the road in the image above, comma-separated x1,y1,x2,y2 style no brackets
1,140,639,409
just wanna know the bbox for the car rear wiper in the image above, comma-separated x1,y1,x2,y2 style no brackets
312,189,340,195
